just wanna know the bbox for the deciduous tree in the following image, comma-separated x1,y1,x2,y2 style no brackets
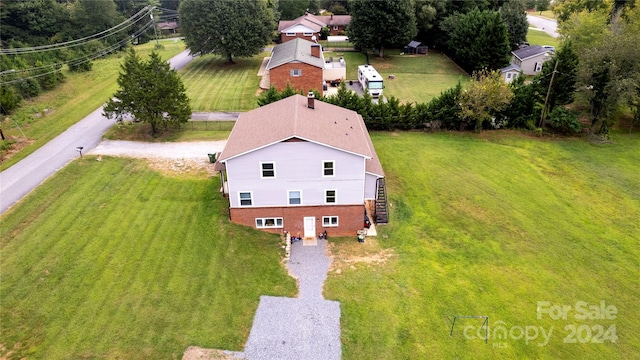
460,69,514,132
179,0,275,63
348,0,417,58
103,49,191,135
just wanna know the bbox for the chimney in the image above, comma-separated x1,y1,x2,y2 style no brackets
311,44,321,58
307,91,315,109
331,14,334,20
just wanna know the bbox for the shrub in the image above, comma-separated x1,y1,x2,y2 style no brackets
547,107,581,133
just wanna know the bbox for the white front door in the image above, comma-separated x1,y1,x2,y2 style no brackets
303,217,316,239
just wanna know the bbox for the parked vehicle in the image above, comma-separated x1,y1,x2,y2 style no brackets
358,64,384,98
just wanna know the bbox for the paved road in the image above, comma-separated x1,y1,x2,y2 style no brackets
527,14,559,38
0,50,196,215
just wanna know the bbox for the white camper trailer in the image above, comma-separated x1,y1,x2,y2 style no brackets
357,64,384,98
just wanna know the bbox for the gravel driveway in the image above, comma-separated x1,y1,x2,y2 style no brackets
89,140,227,160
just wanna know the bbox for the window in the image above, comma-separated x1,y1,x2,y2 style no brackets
325,190,336,204
256,217,283,228
535,62,542,72
323,161,334,176
290,69,302,77
303,32,313,36
333,25,338,30
285,32,295,36
288,190,301,205
261,162,275,178
239,192,252,206
323,216,339,227
506,73,512,79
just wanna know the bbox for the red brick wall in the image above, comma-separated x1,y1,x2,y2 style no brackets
280,33,320,43
269,62,323,94
229,205,364,237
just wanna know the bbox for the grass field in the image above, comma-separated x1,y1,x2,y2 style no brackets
325,131,640,359
527,28,561,48
0,157,296,359
103,121,234,142
330,50,468,104
180,53,268,112
0,39,186,171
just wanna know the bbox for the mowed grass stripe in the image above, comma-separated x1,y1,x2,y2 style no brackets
0,157,296,358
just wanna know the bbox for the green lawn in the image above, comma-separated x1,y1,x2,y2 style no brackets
527,27,561,48
0,157,296,359
329,50,468,104
180,53,268,112
0,39,186,171
325,131,640,359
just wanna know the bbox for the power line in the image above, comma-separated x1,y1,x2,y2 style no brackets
0,6,155,55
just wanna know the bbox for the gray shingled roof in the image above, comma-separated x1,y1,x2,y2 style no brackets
500,64,521,73
216,95,384,177
512,45,550,61
266,38,325,70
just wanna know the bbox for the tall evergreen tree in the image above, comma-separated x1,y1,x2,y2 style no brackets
179,0,275,63
441,9,511,72
533,40,579,112
500,0,529,49
103,49,191,135
348,0,417,57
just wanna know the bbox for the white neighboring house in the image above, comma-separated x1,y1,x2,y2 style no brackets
213,94,387,237
500,64,522,83
510,45,553,76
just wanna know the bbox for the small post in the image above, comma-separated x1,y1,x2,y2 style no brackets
76,146,84,157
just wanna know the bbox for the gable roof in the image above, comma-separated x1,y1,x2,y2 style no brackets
512,45,550,61
217,95,384,177
500,64,521,73
278,13,351,32
266,38,325,70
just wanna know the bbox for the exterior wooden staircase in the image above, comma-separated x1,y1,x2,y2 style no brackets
375,178,389,224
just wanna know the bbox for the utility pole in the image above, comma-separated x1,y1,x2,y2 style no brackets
540,60,559,128
150,12,160,48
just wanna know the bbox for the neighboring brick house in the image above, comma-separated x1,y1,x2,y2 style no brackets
266,38,327,94
278,13,351,43
510,45,552,76
213,94,386,237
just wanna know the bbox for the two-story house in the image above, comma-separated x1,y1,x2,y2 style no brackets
213,93,386,237
510,45,552,76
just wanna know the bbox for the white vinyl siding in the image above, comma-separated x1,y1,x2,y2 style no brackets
323,216,339,227
261,162,275,178
256,217,283,228
288,190,302,205
225,141,366,207
238,192,253,206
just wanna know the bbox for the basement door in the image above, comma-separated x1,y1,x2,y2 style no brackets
303,217,316,239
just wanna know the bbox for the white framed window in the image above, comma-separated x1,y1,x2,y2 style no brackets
535,62,542,72
333,25,338,30
285,32,295,36
261,162,275,178
256,217,283,228
303,32,313,36
238,192,253,206
323,160,334,176
323,216,339,227
290,69,302,77
325,190,336,204
506,73,512,79
288,190,301,205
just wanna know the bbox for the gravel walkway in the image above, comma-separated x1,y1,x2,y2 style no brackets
243,239,342,360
